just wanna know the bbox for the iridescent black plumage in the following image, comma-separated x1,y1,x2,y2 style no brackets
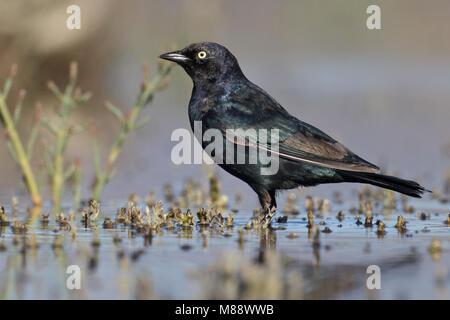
160,42,426,219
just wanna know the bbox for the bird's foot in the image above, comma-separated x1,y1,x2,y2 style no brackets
260,206,276,228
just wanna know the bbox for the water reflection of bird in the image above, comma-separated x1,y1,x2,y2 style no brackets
160,42,427,224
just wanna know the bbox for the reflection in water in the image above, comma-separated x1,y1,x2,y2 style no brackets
0,185,449,299
257,227,277,264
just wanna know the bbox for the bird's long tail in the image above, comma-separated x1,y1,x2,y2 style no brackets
337,170,428,198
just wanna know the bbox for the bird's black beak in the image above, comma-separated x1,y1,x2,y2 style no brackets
159,50,190,64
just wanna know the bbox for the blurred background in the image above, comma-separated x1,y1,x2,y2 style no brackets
1,0,449,206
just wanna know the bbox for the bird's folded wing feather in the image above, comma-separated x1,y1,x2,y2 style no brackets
221,122,380,173
204,83,380,173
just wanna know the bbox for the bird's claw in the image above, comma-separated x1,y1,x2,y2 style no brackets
260,206,276,228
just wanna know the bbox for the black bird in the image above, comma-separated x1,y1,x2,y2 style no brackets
160,42,426,222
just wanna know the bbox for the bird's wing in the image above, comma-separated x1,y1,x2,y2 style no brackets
266,121,380,173
204,82,380,173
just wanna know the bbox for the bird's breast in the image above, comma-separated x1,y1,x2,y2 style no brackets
189,90,222,121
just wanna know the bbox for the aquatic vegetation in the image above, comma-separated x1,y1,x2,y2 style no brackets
71,158,82,210
81,199,101,228
92,60,173,201
10,221,26,234
307,209,314,228
444,169,450,195
355,213,362,225
207,173,228,208
0,206,10,226
282,192,299,215
376,220,386,237
0,178,448,299
56,213,71,231
42,62,91,213
395,215,407,233
419,212,430,220
305,195,314,212
103,217,115,229
322,226,332,233
318,199,330,215
0,65,42,205
336,211,345,222
364,201,373,228
40,213,49,227
196,207,227,228
1,57,172,213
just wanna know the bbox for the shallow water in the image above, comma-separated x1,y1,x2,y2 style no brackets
0,195,448,300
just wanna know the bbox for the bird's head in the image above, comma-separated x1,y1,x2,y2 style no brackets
160,42,244,85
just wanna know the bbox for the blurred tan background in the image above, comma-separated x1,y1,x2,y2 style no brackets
1,0,449,204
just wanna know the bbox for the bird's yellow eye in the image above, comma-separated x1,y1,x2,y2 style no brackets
197,51,207,59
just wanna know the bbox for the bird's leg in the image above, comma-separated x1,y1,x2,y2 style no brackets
257,189,277,228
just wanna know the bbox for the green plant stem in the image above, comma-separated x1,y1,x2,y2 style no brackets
49,65,77,213
92,62,172,201
73,161,82,210
0,95,41,205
